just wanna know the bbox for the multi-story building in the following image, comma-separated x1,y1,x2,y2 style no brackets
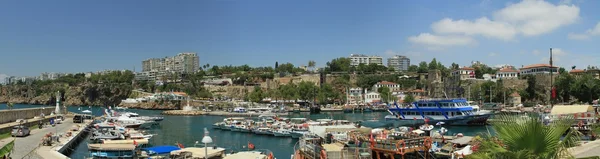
387,55,410,71
519,64,558,75
142,53,199,73
372,81,402,92
349,54,383,66
140,53,200,81
451,66,475,80
496,67,519,79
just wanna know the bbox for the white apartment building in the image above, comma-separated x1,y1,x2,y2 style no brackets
387,55,410,71
140,53,200,81
372,81,402,92
451,67,476,80
349,54,383,66
496,67,519,79
364,92,381,104
520,64,558,75
142,53,199,73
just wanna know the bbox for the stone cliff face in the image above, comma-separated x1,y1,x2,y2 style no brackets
0,83,132,106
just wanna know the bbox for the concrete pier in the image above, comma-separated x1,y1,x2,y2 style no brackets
0,115,93,159
36,118,93,159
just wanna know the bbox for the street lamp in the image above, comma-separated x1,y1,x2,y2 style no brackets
201,128,213,157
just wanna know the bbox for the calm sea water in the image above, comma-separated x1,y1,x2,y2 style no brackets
0,104,491,159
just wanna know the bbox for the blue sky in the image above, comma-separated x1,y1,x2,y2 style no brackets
1,0,600,79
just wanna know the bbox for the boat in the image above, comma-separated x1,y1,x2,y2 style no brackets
90,130,124,142
115,106,128,110
253,127,273,135
272,129,291,137
290,130,309,139
386,98,491,126
236,125,252,133
140,145,181,158
88,144,136,158
212,123,222,129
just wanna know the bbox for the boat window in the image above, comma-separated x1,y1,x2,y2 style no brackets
434,112,441,115
428,103,436,107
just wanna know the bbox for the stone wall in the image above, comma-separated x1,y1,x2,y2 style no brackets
0,107,55,124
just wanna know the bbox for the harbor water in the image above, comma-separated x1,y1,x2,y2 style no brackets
0,104,492,158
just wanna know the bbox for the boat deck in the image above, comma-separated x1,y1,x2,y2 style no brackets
224,151,267,159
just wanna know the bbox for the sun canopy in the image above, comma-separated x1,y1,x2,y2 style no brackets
143,146,180,155
550,105,594,115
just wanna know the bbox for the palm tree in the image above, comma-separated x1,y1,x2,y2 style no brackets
469,114,581,159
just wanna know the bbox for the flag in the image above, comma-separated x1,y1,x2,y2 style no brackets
552,87,557,99
177,142,185,149
133,140,138,146
424,118,430,123
248,141,255,150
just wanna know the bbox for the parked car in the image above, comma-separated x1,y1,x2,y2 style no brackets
11,125,30,137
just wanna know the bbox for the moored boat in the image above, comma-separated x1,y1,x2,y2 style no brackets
253,127,273,135
387,98,491,126
272,129,291,137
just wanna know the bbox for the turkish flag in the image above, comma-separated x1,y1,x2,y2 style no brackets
552,87,557,99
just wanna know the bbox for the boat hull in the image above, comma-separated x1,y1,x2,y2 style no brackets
273,132,290,137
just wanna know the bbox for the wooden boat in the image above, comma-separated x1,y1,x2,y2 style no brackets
88,144,136,158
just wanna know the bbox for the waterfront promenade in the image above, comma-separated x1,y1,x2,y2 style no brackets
570,140,600,158
0,118,77,159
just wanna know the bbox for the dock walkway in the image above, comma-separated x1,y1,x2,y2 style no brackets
0,117,75,159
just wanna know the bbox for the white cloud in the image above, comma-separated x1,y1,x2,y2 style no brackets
409,0,580,47
494,0,580,36
407,33,475,50
488,52,497,56
568,22,600,40
431,18,517,40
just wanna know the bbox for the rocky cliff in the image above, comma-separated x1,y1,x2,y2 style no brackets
0,83,133,106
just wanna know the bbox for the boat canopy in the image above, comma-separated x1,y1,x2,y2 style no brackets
550,105,594,115
143,146,181,155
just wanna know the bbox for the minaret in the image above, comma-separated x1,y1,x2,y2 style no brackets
55,91,61,114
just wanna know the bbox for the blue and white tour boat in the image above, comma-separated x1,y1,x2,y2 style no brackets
386,98,491,125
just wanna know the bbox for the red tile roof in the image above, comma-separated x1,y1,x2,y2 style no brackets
521,64,558,69
498,68,519,73
377,81,398,85
459,66,475,70
570,69,585,73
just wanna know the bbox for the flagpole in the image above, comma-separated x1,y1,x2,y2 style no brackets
550,48,554,108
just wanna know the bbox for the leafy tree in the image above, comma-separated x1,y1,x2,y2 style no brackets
428,58,438,70
326,57,351,73
554,72,574,103
523,75,538,102
297,81,318,102
276,62,295,73
417,61,428,73
377,86,392,103
279,83,298,101
403,93,415,103
407,65,419,72
450,63,460,70
248,86,264,103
